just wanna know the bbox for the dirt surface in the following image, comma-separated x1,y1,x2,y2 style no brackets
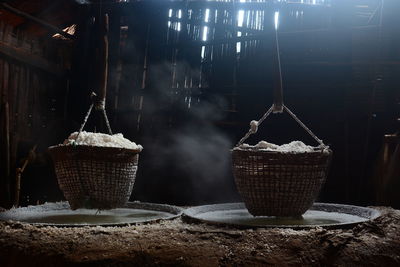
0,206,399,267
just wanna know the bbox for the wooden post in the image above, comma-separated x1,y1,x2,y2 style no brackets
4,101,10,205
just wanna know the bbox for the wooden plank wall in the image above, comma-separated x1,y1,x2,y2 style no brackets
0,21,70,208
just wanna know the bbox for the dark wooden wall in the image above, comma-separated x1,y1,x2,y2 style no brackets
0,21,70,208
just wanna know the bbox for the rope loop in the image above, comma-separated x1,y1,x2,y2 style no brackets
236,104,327,149
95,99,106,110
236,105,274,146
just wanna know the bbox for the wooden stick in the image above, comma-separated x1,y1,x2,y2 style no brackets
14,145,37,207
14,168,22,208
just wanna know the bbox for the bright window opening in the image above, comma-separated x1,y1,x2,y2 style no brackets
274,11,280,30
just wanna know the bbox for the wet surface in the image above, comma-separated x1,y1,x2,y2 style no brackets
22,210,171,225
0,202,182,226
183,202,381,228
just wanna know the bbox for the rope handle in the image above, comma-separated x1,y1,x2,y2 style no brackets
236,104,327,149
74,92,113,144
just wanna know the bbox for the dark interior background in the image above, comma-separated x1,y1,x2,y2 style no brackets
0,0,399,208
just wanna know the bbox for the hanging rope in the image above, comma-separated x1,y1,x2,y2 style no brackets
75,93,95,144
78,103,94,136
101,108,113,135
236,105,274,146
236,104,327,149
283,105,326,148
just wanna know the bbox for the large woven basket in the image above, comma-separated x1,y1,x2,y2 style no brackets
232,148,332,217
49,145,140,210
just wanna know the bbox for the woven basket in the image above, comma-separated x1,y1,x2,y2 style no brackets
232,148,332,217
49,145,140,210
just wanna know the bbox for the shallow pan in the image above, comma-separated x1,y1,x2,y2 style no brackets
0,201,182,227
183,202,380,229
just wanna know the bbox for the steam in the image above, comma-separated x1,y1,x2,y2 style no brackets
167,102,237,204
131,61,239,205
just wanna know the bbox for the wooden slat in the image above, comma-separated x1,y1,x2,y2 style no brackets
0,39,66,77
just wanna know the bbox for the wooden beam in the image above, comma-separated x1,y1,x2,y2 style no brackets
0,3,75,40
17,1,64,32
0,40,66,77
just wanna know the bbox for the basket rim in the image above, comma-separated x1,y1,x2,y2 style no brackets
48,144,142,153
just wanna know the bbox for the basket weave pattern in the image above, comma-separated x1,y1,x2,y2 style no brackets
49,145,139,210
232,149,332,217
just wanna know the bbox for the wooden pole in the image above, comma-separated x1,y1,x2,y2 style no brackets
96,13,109,108
93,13,113,135
272,29,284,113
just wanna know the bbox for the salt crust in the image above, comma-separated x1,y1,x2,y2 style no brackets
62,131,143,151
236,140,325,153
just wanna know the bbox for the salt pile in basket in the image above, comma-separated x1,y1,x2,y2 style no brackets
237,140,328,153
62,131,143,151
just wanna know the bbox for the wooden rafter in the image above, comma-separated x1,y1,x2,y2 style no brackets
0,3,75,40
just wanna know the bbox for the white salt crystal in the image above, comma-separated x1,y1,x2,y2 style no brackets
239,143,251,148
237,140,323,153
62,131,143,151
255,141,279,150
275,141,314,153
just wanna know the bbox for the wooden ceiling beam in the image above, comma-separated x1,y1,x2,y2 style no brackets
0,3,75,40
16,1,64,31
